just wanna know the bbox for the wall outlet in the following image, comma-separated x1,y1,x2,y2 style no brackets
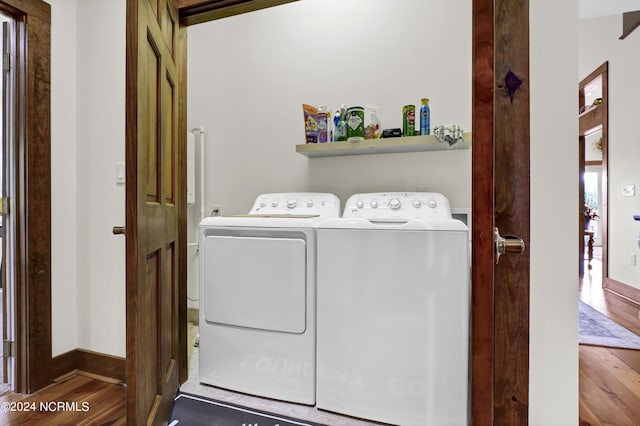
621,184,635,197
631,253,637,266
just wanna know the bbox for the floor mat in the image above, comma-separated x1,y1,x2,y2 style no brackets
579,300,640,350
169,392,326,426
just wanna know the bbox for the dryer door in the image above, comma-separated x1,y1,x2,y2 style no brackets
203,235,307,333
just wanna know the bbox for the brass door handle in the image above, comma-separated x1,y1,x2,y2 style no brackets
112,226,126,235
494,227,525,263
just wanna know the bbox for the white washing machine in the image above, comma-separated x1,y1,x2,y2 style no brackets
199,193,340,405
316,192,470,425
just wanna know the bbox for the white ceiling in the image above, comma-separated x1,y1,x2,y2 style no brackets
580,0,640,19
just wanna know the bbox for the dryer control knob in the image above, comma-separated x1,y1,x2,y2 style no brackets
287,198,298,209
413,200,422,208
427,199,438,208
370,200,379,209
389,198,401,210
356,200,364,209
271,200,279,207
260,202,266,208
306,200,314,208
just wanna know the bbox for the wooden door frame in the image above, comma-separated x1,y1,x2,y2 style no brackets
471,0,496,421
0,0,52,394
173,0,531,424
578,62,608,281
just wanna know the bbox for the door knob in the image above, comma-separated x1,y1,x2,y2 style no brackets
112,226,126,235
494,227,525,264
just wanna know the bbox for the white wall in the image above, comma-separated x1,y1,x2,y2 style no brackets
50,0,127,358
187,0,472,216
75,0,127,357
579,15,640,289
530,0,579,424
50,0,79,356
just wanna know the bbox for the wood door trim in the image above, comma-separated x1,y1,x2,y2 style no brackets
604,278,640,307
0,0,52,394
52,349,126,383
177,18,188,384
0,0,50,23
177,0,299,25
471,0,495,423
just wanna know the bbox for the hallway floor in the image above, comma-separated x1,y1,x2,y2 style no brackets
0,373,126,425
579,251,640,425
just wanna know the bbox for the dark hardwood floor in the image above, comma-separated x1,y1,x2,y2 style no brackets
579,251,640,426
0,372,126,425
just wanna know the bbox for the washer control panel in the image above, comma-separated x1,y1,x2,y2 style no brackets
250,193,340,217
343,192,452,220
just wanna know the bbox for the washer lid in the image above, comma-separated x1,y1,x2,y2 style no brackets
318,217,468,231
200,215,324,228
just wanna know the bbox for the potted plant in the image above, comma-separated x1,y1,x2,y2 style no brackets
584,203,599,230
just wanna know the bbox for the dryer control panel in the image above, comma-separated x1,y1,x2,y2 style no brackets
250,193,340,217
344,192,452,220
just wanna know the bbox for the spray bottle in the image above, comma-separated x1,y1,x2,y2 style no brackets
366,105,382,139
420,98,431,136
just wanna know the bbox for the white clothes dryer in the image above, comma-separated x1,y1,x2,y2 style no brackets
316,192,469,425
199,193,340,405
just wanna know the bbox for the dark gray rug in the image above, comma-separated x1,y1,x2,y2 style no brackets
579,301,640,350
169,393,326,426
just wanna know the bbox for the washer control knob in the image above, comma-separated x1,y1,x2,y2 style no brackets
427,199,438,208
259,202,267,208
412,200,422,208
370,200,379,209
356,200,364,209
287,198,298,209
271,200,279,207
389,198,401,210
306,200,314,208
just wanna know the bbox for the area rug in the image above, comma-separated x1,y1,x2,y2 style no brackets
579,301,640,350
169,393,326,426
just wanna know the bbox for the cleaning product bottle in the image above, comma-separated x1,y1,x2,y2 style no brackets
333,108,341,142
318,105,329,143
335,104,348,142
420,98,430,135
370,105,382,139
364,105,382,139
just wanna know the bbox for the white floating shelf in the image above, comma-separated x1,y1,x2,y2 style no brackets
295,133,471,158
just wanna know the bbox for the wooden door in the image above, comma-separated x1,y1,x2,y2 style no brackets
472,0,530,424
126,0,187,424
